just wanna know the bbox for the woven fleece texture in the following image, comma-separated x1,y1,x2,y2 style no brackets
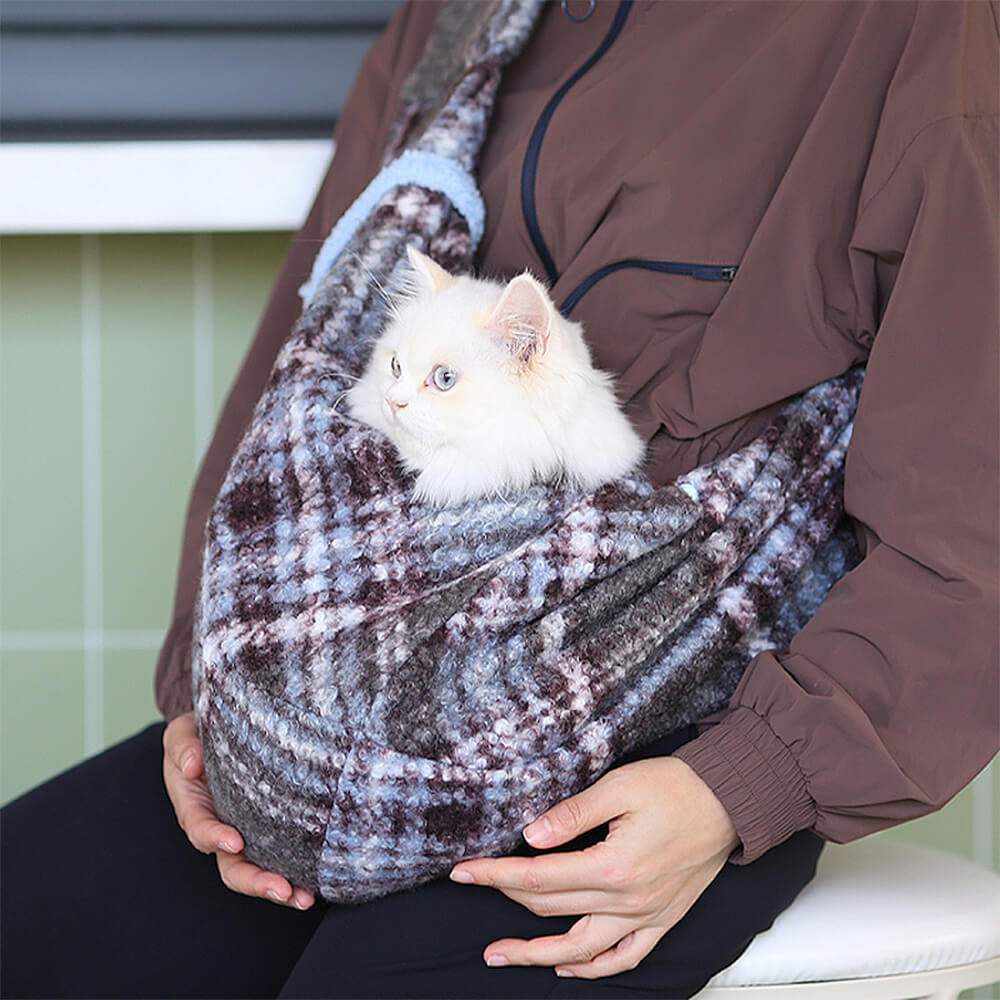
193,0,863,904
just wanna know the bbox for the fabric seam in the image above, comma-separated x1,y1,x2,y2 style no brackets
858,112,998,216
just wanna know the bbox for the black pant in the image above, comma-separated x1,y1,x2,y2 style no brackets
1,724,822,999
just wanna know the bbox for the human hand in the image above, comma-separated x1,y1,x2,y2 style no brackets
162,712,315,910
450,756,739,979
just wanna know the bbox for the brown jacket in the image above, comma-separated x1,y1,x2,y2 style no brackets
157,0,999,863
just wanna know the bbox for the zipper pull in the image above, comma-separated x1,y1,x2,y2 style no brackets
692,264,738,281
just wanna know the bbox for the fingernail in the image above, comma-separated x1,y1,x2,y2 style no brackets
524,817,553,844
266,889,289,903
218,839,236,853
180,750,195,773
450,868,475,884
486,955,510,968
555,968,577,978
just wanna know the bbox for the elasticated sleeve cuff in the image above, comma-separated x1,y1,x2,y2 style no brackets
672,706,818,864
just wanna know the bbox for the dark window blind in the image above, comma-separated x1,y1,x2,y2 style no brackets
1,1,402,141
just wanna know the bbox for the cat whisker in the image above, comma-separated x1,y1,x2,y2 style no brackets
324,390,369,428
346,249,396,310
316,369,368,425
329,389,359,418
318,367,361,385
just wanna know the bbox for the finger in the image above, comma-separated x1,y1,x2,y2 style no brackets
452,844,616,896
187,811,244,856
163,713,204,780
523,769,633,849
165,769,244,855
216,853,315,910
555,925,664,980
183,809,244,855
483,913,634,969
217,852,293,904
289,887,317,910
498,886,608,919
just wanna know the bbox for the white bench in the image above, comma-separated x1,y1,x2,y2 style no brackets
694,839,1000,999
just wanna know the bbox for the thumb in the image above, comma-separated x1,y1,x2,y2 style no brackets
523,771,629,849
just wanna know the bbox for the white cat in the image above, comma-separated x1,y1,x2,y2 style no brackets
347,246,644,507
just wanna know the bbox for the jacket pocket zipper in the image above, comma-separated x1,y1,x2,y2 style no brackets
522,0,635,286
560,259,738,316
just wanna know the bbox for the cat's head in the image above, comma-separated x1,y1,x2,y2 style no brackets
347,247,641,505
348,246,563,465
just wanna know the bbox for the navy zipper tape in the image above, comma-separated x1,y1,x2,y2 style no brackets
519,1,737,317
521,0,634,286
559,259,738,316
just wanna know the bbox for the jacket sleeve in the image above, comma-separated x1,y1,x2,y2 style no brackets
674,110,999,862
154,1,443,721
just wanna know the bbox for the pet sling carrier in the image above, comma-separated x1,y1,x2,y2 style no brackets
193,0,862,903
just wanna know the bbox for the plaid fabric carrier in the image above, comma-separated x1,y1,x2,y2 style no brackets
193,0,863,903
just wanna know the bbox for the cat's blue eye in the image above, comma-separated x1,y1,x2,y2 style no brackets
390,354,401,378
430,365,458,391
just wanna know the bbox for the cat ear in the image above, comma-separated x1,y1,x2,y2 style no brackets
486,272,553,364
405,245,454,295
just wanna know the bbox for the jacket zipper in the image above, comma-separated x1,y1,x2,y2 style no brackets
559,260,738,317
521,0,634,286
521,1,738,315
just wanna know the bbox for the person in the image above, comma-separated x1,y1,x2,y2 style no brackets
3,2,997,997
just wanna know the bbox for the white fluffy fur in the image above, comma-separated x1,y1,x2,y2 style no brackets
347,247,644,507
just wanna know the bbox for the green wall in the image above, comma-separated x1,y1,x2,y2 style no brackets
1,232,289,797
1,233,996,892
